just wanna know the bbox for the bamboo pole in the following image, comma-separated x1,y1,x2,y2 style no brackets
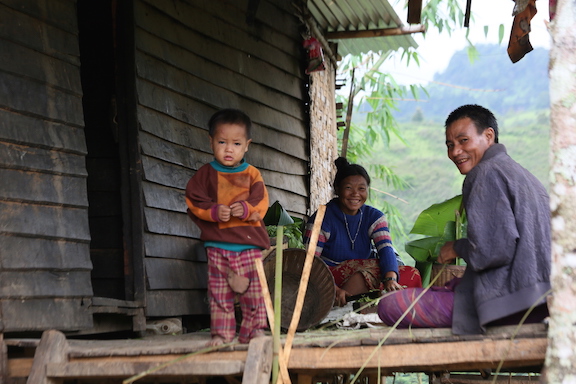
254,258,291,384
272,225,284,384
282,205,326,366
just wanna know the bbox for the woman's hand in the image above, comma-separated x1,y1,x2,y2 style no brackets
382,272,403,292
384,279,403,292
334,286,350,307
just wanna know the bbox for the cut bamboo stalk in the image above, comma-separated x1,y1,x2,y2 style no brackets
282,205,327,363
254,258,291,384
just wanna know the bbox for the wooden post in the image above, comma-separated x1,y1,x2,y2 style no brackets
26,330,68,384
242,336,273,384
0,333,7,384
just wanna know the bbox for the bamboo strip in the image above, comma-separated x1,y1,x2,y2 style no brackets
255,258,291,384
282,205,327,364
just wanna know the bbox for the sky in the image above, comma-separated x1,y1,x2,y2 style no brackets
386,0,552,85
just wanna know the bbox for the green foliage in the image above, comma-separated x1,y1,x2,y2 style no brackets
266,217,305,249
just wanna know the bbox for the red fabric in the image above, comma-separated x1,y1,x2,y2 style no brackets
329,259,422,290
207,247,267,343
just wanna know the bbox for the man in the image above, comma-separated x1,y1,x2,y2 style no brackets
378,104,551,334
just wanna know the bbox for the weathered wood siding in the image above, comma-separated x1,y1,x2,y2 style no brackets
0,0,93,331
134,0,309,316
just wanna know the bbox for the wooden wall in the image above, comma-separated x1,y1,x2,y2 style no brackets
0,0,93,331
133,0,309,317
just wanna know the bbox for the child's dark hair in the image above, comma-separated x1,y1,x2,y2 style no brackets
208,108,252,139
333,157,371,189
445,104,499,143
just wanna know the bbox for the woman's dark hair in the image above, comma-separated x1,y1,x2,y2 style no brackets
333,157,371,189
208,108,252,139
445,104,499,143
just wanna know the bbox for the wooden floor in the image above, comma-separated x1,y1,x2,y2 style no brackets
2,323,547,383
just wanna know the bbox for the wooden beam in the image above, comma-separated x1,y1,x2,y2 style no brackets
407,0,423,24
326,25,425,40
286,338,547,372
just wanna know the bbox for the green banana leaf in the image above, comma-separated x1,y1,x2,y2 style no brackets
409,195,462,237
264,200,294,227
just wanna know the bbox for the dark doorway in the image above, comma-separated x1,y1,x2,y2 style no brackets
78,0,128,301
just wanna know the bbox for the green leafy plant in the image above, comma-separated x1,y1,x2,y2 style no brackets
404,195,467,285
264,200,305,249
266,219,304,249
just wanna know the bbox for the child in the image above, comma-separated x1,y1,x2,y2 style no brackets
185,108,270,346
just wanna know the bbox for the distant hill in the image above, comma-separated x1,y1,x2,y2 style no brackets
392,44,550,122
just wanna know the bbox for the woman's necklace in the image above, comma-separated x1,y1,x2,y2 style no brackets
343,209,363,250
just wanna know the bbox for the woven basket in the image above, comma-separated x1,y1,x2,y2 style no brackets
263,248,335,331
431,264,466,287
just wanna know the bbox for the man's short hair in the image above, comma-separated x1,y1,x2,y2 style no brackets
208,108,252,139
445,104,499,143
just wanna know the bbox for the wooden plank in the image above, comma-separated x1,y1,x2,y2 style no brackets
267,187,308,217
142,181,186,213
144,233,206,261
136,44,303,122
0,71,83,124
141,155,195,190
0,270,92,297
0,110,87,154
136,39,302,120
1,0,78,34
47,358,246,378
0,38,82,93
0,141,87,176
0,3,80,65
140,131,211,171
0,234,91,269
27,330,69,384
145,0,300,73
7,357,34,380
138,106,211,154
199,0,301,56
286,338,547,372
146,290,209,317
134,1,302,100
136,77,306,143
0,201,90,241
0,169,87,206
0,299,92,332
145,257,207,290
242,336,273,384
259,168,307,196
144,207,200,238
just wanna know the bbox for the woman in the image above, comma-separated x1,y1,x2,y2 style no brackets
304,157,421,307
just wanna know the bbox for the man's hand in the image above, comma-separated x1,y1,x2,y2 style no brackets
230,201,245,218
217,205,232,222
438,241,458,264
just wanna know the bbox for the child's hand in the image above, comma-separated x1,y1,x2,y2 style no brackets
217,205,232,222
229,201,245,218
